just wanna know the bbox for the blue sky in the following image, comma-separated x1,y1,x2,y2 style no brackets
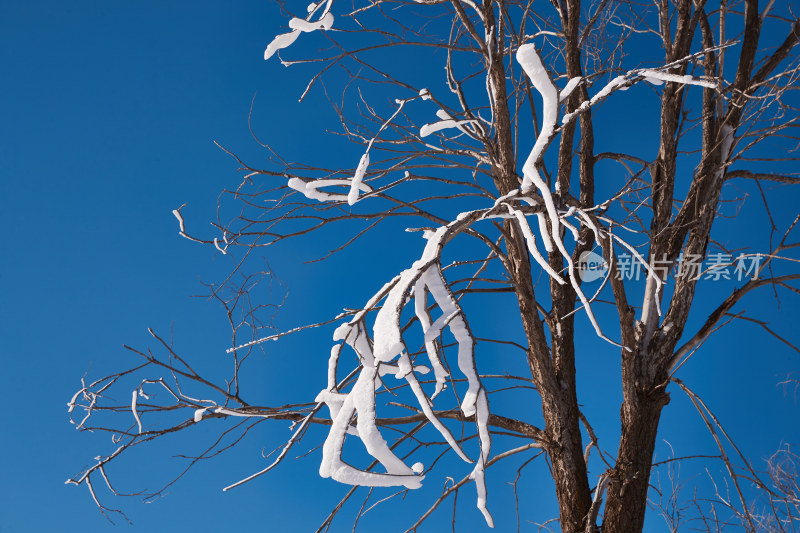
1,1,798,532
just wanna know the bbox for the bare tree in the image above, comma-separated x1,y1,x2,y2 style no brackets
67,1,800,531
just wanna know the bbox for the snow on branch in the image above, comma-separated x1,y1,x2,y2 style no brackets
288,177,372,202
264,0,335,60
560,42,735,127
516,43,625,347
310,193,637,523
420,109,479,138
316,209,498,525
288,95,424,206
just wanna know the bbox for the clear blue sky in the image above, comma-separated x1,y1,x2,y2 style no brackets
1,2,797,532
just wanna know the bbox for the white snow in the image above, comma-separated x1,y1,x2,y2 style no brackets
516,43,558,193
319,365,424,489
213,237,228,254
470,389,494,527
347,153,370,205
562,75,626,125
289,12,334,32
171,205,203,242
639,69,715,88
317,212,494,522
535,212,553,252
264,31,301,60
560,76,582,101
172,208,186,233
420,110,477,138
413,279,449,398
507,205,565,283
131,390,142,434
288,177,372,202
264,12,334,61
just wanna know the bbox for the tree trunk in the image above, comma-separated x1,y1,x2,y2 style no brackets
603,361,671,531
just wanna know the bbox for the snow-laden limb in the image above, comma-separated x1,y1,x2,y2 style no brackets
560,76,583,102
324,254,474,459
213,236,228,255
288,11,334,32
347,153,370,205
516,43,559,194
396,351,471,462
327,343,343,391
516,43,622,347
561,75,627,125
319,358,425,489
264,31,301,60
172,205,203,243
420,109,479,138
131,390,142,434
264,6,334,61
413,279,449,398
470,388,493,527
346,96,416,205
639,69,716,88
505,203,565,283
318,210,496,525
515,43,564,247
535,212,554,252
561,56,722,127
420,263,480,417
288,177,372,202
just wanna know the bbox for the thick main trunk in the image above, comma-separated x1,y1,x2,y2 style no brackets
486,4,592,527
602,367,670,531
541,388,592,532
504,224,591,532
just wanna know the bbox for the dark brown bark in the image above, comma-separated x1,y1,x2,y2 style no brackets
68,1,800,529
